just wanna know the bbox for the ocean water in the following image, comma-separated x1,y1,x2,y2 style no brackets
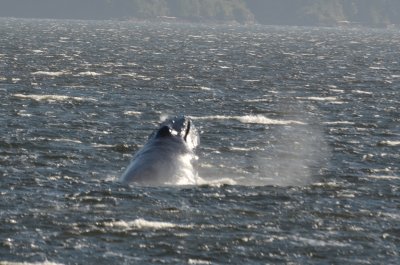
0,18,399,264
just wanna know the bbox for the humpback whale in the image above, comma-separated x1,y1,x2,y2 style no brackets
120,115,200,185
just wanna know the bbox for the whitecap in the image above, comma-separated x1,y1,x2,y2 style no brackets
13,94,97,103
243,79,260,82
369,66,387,70
17,110,32,117
298,96,345,104
329,89,345,93
120,74,149,80
292,236,351,247
104,218,192,230
353,90,373,95
229,146,259,152
378,140,400,146
336,191,356,198
0,262,63,265
199,86,213,91
243,98,270,103
236,115,306,125
118,73,138,77
188,259,211,265
32,71,69,76
323,121,355,125
52,138,83,144
123,111,141,116
368,175,400,180
300,96,336,101
197,178,237,187
191,114,305,125
76,71,102,76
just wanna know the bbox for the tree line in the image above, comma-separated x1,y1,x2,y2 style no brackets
2,0,400,27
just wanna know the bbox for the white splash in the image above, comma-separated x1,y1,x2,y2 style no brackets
196,177,237,187
172,154,200,186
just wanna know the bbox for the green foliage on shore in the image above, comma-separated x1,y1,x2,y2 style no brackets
2,0,400,27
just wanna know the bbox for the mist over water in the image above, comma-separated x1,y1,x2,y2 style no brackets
191,102,329,187
1,18,399,264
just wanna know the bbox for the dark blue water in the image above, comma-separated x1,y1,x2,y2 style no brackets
0,18,399,264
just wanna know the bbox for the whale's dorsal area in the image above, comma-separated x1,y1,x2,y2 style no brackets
119,115,199,186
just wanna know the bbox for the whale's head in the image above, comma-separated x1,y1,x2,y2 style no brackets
119,115,200,185
151,115,199,151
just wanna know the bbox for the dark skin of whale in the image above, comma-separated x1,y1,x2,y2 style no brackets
119,116,199,185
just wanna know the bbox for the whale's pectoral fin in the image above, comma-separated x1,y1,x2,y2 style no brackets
156,126,172,138
184,120,191,142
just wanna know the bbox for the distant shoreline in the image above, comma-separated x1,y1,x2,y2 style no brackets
1,16,398,31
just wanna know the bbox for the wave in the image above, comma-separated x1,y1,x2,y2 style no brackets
31,71,70,77
52,138,83,144
191,114,306,125
243,98,270,103
353,90,373,95
188,259,212,265
0,261,62,265
323,121,355,125
118,73,149,80
76,71,102,76
31,49,45,53
199,86,213,91
197,177,237,187
291,236,351,248
378,140,400,147
13,94,97,103
123,111,142,116
297,96,345,104
368,175,400,180
104,218,192,230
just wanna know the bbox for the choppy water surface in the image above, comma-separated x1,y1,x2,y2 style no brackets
0,18,399,264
